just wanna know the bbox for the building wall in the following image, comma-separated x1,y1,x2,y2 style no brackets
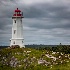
10,17,25,48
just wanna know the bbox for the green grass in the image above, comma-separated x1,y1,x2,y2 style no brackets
0,47,70,70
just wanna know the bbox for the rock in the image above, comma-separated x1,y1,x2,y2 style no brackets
66,61,69,62
59,56,61,58
19,65,22,67
57,52,59,54
61,53,63,55
52,52,56,54
0,55,1,57
9,56,19,67
65,56,67,57
45,54,56,61
38,59,50,65
61,61,63,63
38,59,45,64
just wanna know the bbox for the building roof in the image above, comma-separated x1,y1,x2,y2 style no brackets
15,8,21,12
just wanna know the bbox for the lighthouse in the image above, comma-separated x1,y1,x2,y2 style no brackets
10,8,25,48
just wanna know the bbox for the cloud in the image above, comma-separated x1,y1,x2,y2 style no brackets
0,0,70,45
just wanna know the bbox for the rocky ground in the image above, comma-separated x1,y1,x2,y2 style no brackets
0,47,70,70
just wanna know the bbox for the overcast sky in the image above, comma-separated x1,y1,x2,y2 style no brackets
0,0,70,45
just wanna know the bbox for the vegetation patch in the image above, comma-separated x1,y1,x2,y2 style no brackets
0,45,70,70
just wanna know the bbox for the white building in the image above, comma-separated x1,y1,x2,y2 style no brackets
10,8,25,48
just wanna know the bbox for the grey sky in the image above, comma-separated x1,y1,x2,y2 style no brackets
0,0,70,45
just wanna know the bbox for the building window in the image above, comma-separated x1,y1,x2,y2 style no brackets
14,30,16,34
22,41,23,43
13,41,15,44
14,20,16,23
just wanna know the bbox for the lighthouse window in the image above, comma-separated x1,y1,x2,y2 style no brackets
14,30,16,34
14,20,16,23
22,41,23,43
13,41,15,44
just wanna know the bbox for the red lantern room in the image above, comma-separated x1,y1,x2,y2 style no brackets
13,8,24,18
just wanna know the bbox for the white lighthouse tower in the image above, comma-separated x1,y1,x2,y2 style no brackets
10,8,25,48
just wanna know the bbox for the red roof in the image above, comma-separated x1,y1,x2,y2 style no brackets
13,8,24,17
15,8,21,12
